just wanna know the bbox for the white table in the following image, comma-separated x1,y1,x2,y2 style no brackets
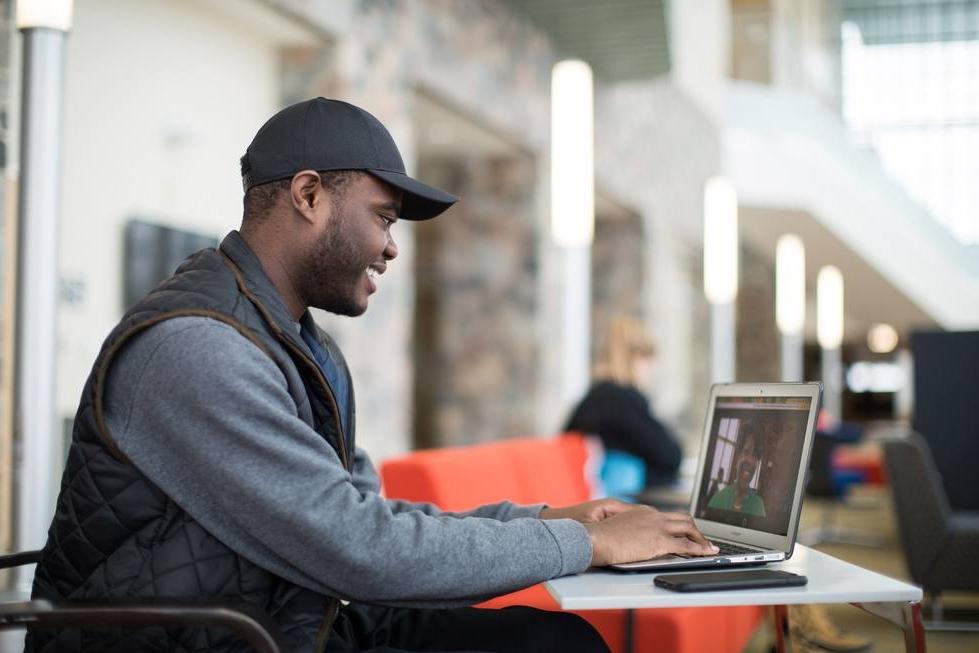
545,545,925,652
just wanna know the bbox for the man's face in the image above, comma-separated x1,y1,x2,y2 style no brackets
300,174,402,316
733,437,760,490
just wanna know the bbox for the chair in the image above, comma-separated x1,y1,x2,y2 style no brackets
800,428,883,547
883,432,979,631
0,550,284,652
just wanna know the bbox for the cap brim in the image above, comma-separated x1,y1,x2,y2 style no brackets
369,169,458,221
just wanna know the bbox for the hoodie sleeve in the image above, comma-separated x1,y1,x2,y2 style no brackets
105,317,592,607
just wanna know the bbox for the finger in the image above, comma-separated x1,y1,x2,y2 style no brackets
662,520,700,536
663,520,713,548
597,499,630,517
683,523,712,547
607,498,634,511
661,512,695,524
678,536,718,556
660,512,703,531
665,532,717,555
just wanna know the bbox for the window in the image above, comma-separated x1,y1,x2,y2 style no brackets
709,417,741,487
842,0,979,244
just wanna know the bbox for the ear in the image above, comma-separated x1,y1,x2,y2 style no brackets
290,170,329,225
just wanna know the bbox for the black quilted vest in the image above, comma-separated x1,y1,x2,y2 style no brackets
28,231,352,653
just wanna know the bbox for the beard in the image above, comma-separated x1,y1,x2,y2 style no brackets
298,206,370,317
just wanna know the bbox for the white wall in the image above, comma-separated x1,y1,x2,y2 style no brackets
57,0,281,420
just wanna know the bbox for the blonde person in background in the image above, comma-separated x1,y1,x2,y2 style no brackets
564,316,683,489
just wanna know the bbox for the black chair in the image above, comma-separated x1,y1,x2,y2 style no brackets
800,429,883,547
0,550,284,652
883,432,979,630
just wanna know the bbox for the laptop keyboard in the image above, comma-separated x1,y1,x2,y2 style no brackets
673,539,762,559
706,539,760,556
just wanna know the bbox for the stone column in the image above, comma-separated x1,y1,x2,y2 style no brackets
413,155,538,447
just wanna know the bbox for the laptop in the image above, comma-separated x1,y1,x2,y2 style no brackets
610,382,821,571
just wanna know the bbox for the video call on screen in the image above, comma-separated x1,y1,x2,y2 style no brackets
694,396,811,536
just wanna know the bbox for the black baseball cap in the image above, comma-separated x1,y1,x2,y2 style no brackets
240,97,457,221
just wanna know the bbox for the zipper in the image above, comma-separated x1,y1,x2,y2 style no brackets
219,251,349,468
220,251,349,648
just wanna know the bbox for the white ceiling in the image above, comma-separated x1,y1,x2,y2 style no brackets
740,205,938,345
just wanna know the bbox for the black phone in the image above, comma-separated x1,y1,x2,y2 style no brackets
653,569,807,592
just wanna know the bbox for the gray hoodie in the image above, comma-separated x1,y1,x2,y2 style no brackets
103,316,592,607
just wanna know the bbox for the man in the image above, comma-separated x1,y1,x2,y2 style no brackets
29,98,717,653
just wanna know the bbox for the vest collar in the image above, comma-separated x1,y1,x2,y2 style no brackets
218,231,350,405
218,230,315,356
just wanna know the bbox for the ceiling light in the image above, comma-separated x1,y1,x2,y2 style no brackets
776,234,805,335
550,59,594,247
703,176,738,304
867,323,899,354
16,0,73,30
817,266,844,350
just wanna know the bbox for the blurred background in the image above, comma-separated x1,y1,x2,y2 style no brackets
0,0,978,651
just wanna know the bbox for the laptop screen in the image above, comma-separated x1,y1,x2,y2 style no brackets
693,395,813,536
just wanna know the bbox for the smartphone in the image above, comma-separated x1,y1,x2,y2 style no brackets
653,569,807,592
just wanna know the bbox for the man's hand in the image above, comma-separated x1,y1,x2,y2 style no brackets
582,505,718,566
539,498,636,524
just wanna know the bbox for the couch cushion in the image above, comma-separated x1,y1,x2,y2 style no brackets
380,436,596,509
380,442,525,510
479,587,760,653
555,434,603,500
505,437,592,506
380,435,765,653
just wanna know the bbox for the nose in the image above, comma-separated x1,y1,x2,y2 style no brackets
383,233,398,261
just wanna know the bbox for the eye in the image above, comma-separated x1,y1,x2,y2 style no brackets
377,214,396,229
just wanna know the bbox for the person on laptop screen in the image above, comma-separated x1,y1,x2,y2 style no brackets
707,431,767,517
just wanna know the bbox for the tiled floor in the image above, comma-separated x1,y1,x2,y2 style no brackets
747,483,979,653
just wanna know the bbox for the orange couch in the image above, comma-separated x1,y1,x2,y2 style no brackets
380,434,763,653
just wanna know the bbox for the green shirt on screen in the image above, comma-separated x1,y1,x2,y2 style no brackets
707,485,767,517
